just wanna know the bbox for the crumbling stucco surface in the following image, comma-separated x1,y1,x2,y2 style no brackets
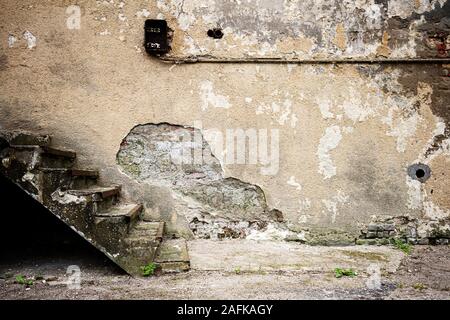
156,0,450,61
0,1,449,244
117,123,296,240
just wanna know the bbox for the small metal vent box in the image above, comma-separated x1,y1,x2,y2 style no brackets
144,20,169,55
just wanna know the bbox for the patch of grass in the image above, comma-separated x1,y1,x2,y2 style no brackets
334,268,357,278
393,239,412,254
14,275,34,286
234,267,241,275
412,283,427,290
141,263,157,277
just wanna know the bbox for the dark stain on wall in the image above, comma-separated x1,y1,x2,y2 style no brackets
395,64,450,155
357,61,449,160
386,1,450,57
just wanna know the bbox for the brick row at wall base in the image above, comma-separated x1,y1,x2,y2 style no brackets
356,238,449,245
358,222,450,245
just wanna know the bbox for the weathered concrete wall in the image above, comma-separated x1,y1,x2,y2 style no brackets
159,0,450,61
0,0,449,244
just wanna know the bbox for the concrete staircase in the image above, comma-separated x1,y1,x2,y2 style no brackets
0,131,189,276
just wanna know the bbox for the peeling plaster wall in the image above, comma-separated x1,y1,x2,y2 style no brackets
157,0,450,61
117,123,294,240
0,1,449,244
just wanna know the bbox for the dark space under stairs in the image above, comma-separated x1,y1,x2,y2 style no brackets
0,131,189,276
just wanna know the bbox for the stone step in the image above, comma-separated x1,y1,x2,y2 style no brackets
39,146,76,159
95,203,143,227
0,131,51,147
155,239,190,273
125,221,164,246
10,145,76,158
67,186,120,199
41,168,99,190
93,203,144,250
7,145,76,168
0,148,75,200
118,221,165,276
67,186,120,212
70,169,99,178
68,169,99,189
41,168,99,178
0,130,189,277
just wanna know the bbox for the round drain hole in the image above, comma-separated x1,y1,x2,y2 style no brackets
207,28,224,39
407,163,431,183
415,168,425,179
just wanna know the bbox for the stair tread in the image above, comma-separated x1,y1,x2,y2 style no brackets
127,221,164,240
96,203,142,218
0,131,51,147
1,130,188,277
67,186,120,196
40,168,99,177
41,146,76,158
9,145,76,158
70,169,99,177
155,239,190,263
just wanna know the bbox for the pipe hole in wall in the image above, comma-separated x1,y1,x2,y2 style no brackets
407,163,431,183
415,168,425,179
207,28,224,39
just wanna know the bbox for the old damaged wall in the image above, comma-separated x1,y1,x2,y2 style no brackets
0,0,449,244
158,0,450,61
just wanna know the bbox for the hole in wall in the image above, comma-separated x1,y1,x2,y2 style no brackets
407,163,431,183
207,28,224,39
415,168,425,179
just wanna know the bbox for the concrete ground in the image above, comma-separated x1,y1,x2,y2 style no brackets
0,239,449,300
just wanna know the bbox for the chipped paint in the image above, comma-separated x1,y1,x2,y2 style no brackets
136,9,151,18
334,23,347,52
118,13,127,22
199,80,231,110
255,97,298,128
7,34,17,48
23,31,36,50
317,98,335,120
406,176,423,210
423,200,450,220
155,0,450,61
322,191,349,224
317,126,342,179
99,29,111,36
1,1,449,246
